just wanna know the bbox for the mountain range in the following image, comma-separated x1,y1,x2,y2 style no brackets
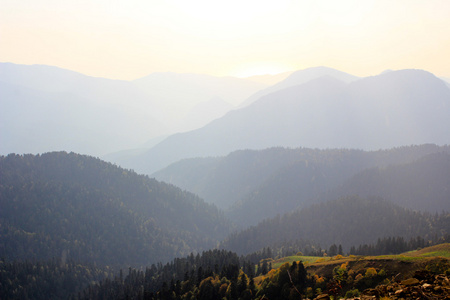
229,149,450,227
154,144,450,227
0,63,266,156
2,148,448,267
112,68,450,175
132,72,266,120
220,196,450,255
3,63,448,173
324,151,450,212
238,66,360,107
2,62,450,299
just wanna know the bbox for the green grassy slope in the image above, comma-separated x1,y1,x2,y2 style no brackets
263,243,450,281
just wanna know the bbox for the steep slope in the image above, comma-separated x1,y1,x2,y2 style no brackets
441,77,450,88
341,69,450,148
178,97,234,132
220,196,450,255
122,69,450,175
119,76,346,173
327,151,450,212
132,72,267,130
0,152,232,267
0,63,266,156
154,147,324,209
226,145,450,227
153,145,450,222
239,66,359,107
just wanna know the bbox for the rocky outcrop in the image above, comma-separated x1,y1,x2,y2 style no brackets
359,270,450,299
312,270,450,300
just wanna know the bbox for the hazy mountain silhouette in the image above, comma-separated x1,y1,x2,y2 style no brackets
0,80,168,156
153,144,450,227
239,66,359,107
327,151,450,212
132,72,267,130
226,146,450,227
0,63,266,155
0,63,167,155
441,77,450,89
178,97,234,132
116,69,450,175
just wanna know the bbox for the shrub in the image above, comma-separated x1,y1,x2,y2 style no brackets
344,288,360,298
354,273,363,283
365,268,377,278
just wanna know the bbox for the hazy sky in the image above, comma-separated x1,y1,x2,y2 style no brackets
1,0,449,80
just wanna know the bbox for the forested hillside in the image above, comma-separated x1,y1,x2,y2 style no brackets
0,152,232,267
0,259,111,300
228,146,450,227
80,249,244,299
327,151,450,212
78,245,450,300
220,196,450,255
154,144,450,226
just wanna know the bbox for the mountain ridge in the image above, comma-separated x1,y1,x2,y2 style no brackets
239,66,359,107
0,63,266,155
119,69,450,175
220,196,450,255
153,144,450,227
0,152,232,267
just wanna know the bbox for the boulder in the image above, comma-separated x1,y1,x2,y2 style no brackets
314,294,330,300
401,278,419,286
361,273,450,300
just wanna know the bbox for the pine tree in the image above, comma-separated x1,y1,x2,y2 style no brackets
237,273,248,294
261,261,268,275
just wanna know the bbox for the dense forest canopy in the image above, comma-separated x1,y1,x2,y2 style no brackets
2,145,450,299
154,144,450,227
220,196,450,255
328,151,450,212
0,259,111,300
0,152,232,267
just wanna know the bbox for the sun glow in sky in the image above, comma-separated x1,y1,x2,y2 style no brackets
1,0,449,80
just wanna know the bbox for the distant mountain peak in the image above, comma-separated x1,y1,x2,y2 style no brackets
114,68,450,175
239,66,359,108
380,69,394,74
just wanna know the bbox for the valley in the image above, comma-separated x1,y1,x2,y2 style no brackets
1,64,450,299
2,1,450,298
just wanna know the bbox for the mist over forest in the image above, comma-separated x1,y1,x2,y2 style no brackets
1,62,450,299
4,0,450,297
